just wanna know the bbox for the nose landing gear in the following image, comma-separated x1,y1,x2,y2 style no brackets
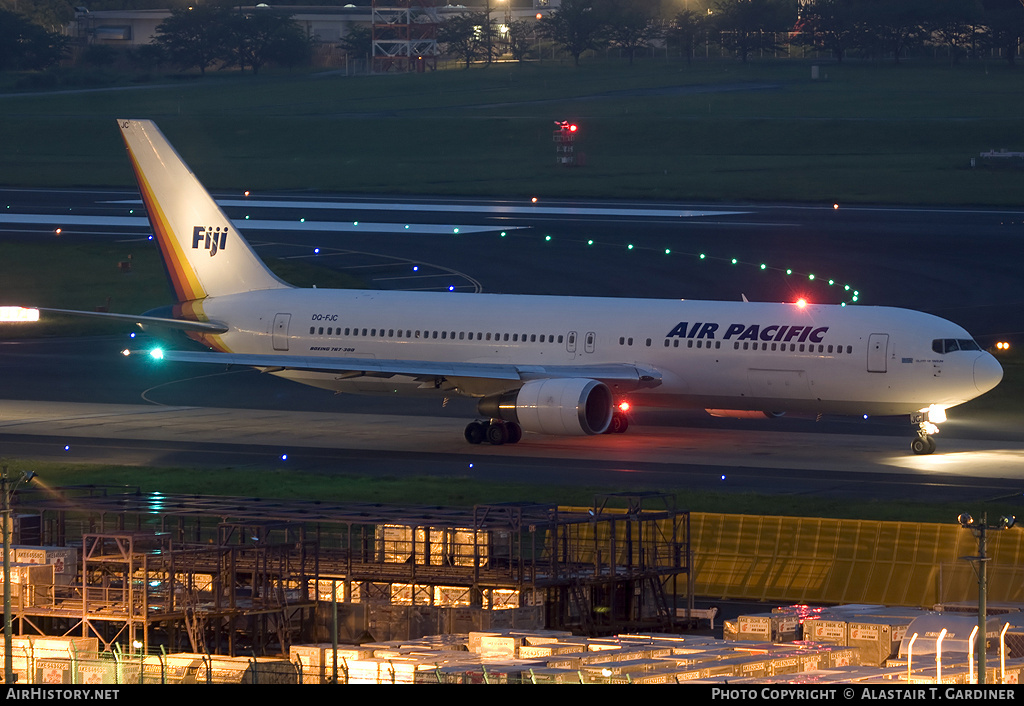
910,411,939,455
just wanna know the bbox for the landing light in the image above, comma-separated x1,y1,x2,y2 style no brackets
0,307,39,322
996,341,1011,351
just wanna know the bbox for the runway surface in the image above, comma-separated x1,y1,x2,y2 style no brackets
1,189,1022,504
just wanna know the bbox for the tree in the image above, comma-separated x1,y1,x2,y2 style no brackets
155,5,232,75
539,0,608,66
603,0,662,65
980,0,1024,65
223,8,310,75
859,0,930,63
506,19,535,62
928,0,984,64
666,9,707,64
438,12,489,68
0,8,68,70
793,0,865,63
712,0,797,63
339,23,372,61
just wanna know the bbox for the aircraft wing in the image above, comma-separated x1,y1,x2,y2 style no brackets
151,349,663,391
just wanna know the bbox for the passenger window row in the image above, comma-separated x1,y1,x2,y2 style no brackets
309,326,565,344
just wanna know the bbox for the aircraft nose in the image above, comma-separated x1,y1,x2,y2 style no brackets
974,353,1003,394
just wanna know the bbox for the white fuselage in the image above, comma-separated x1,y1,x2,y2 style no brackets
193,288,1001,418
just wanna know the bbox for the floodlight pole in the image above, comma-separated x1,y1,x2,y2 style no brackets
959,512,1016,685
977,518,988,684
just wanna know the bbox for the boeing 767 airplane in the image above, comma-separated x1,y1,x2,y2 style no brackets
34,120,1006,454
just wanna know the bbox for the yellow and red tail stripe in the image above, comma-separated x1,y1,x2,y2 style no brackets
122,135,207,303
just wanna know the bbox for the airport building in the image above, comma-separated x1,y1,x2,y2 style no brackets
68,2,557,48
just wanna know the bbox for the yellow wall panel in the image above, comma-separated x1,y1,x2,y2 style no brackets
691,512,1024,607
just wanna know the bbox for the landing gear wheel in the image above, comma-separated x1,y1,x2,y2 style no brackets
605,411,629,434
911,435,936,455
465,421,486,445
505,423,522,445
486,422,509,445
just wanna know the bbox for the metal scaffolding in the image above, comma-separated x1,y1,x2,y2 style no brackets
372,0,440,73
6,487,693,653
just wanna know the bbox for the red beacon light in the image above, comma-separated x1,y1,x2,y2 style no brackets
795,298,809,308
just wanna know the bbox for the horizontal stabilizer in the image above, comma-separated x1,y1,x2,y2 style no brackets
40,307,229,334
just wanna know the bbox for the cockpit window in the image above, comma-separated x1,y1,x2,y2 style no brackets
932,338,982,354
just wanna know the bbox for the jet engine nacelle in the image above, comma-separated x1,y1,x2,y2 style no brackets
478,378,613,435
706,409,786,419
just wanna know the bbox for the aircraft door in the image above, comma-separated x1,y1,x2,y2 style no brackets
566,331,577,358
585,331,596,354
867,333,889,373
273,313,291,351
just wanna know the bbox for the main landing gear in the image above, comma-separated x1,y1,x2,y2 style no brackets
464,406,631,445
465,420,522,446
603,409,629,434
910,411,938,455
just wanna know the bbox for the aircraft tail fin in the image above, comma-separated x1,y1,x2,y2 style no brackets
118,119,289,302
